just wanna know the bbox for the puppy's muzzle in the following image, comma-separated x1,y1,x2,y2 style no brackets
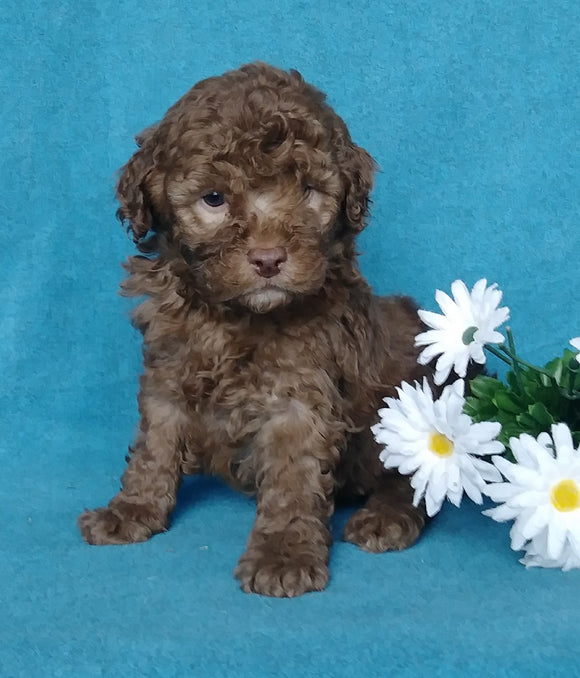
247,247,287,279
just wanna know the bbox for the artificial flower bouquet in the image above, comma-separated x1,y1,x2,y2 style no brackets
372,279,580,570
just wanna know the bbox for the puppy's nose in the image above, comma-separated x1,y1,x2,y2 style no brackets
247,247,287,278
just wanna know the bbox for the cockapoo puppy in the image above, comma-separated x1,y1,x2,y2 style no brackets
78,63,429,597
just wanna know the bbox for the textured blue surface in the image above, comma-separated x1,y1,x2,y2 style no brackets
2,1,580,676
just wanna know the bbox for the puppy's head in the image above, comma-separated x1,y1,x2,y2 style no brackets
117,63,376,313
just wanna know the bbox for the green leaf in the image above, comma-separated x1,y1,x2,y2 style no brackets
500,423,523,444
464,346,580,459
463,395,501,423
469,375,504,400
527,402,554,427
522,380,539,401
463,398,482,420
544,356,565,385
506,370,520,392
534,386,562,415
562,349,577,363
516,412,542,432
493,390,524,414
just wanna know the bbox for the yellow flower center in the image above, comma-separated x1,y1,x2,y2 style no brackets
550,479,580,512
428,432,454,457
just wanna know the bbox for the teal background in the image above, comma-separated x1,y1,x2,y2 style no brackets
2,1,579,676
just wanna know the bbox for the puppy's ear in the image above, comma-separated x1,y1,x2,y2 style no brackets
341,143,377,232
116,125,158,242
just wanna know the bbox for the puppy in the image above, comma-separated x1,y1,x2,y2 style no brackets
79,63,428,597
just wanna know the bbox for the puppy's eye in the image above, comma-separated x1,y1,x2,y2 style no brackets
202,191,226,208
302,182,323,211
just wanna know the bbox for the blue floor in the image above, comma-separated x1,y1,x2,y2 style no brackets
2,1,580,676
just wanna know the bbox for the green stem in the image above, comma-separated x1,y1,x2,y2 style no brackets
485,342,557,382
498,346,556,381
505,327,523,393
568,359,579,397
483,334,580,402
485,344,513,366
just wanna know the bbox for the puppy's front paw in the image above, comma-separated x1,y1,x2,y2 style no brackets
343,505,425,553
234,544,329,597
78,501,165,545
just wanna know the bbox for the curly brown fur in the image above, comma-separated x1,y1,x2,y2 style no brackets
79,63,430,597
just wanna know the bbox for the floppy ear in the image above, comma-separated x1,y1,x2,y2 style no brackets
341,143,377,232
116,125,158,242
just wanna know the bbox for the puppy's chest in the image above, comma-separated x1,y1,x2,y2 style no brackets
181,324,338,420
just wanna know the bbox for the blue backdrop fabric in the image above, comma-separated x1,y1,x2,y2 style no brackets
1,1,579,676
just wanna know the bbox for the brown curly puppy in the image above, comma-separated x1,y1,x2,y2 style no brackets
78,62,429,597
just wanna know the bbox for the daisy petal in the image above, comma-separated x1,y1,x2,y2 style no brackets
415,279,508,384
373,378,503,517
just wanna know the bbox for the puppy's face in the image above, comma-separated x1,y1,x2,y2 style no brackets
165,152,343,313
117,64,375,313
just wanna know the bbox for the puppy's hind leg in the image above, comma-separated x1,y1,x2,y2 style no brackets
341,430,427,553
343,475,427,552
78,394,186,545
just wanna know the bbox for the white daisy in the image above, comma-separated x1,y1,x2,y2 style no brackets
415,279,510,385
520,530,580,571
484,424,580,564
571,337,580,361
372,378,504,517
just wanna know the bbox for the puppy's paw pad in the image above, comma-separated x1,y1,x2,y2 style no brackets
77,504,161,545
343,506,423,553
234,551,329,598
